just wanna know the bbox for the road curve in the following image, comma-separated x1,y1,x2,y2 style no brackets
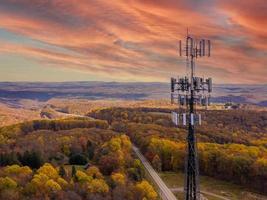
132,145,177,200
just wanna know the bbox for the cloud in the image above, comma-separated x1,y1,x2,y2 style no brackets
0,0,266,83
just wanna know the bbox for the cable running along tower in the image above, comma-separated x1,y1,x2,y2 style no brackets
171,33,212,200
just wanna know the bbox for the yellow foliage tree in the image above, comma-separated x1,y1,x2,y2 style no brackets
31,173,49,187
116,149,125,166
135,180,157,200
57,177,68,188
37,163,59,179
108,137,121,152
111,172,126,186
120,135,131,151
4,165,32,176
45,179,62,191
0,134,7,145
0,177,17,190
30,167,67,194
86,166,103,179
254,158,267,176
88,179,109,194
75,170,92,184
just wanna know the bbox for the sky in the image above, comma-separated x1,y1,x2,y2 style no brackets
0,0,266,84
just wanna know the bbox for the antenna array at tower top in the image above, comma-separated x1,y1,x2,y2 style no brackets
179,37,211,58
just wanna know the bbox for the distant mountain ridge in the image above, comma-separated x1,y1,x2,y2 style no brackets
0,82,266,107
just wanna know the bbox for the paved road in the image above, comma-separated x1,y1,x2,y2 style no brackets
132,145,177,200
170,188,231,200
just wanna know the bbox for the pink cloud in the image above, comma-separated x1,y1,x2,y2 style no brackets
0,0,266,83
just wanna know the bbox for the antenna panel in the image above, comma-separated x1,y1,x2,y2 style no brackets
179,40,182,56
198,114,202,125
207,78,212,92
171,78,176,92
183,113,187,126
207,40,211,57
190,113,194,125
202,39,205,56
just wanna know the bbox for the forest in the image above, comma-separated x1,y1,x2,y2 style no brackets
89,107,267,194
0,107,267,199
0,118,157,200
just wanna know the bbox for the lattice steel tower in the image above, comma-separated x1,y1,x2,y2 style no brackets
170,32,212,200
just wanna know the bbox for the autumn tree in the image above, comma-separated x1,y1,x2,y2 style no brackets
135,180,157,200
86,166,103,179
152,155,162,172
111,172,126,186
0,177,17,190
88,179,109,194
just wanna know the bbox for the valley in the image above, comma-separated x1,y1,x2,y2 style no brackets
0,82,266,199
0,98,266,199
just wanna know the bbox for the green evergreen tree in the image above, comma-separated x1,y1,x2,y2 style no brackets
69,153,88,165
87,140,95,160
19,150,44,169
71,165,77,177
59,165,66,177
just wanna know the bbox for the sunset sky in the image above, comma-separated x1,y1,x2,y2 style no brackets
0,0,266,83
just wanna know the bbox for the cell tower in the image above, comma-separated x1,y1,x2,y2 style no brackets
170,32,212,200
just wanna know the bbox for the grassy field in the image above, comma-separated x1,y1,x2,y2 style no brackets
175,192,221,200
160,172,267,200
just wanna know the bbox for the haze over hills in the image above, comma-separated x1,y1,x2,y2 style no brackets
0,82,266,108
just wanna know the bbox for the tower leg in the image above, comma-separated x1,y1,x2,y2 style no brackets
185,86,200,200
185,121,200,200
